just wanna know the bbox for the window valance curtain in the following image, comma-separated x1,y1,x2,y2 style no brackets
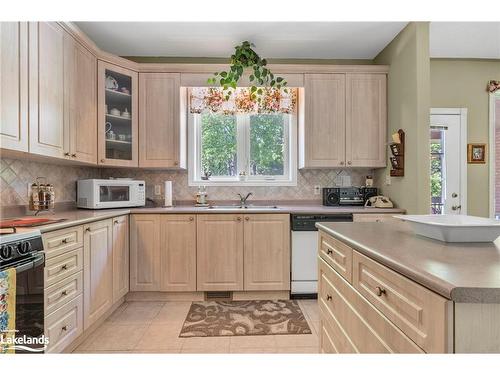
189,87,297,115
487,80,500,93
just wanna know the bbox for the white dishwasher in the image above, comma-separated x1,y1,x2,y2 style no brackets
291,213,353,297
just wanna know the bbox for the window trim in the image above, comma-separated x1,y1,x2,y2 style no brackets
188,112,297,187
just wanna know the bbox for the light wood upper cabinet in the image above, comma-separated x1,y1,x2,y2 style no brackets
160,215,196,292
0,22,28,152
98,61,138,167
243,214,290,291
196,214,244,291
28,22,67,158
83,219,113,329
345,73,387,167
112,215,129,303
65,34,97,164
139,73,185,168
130,214,161,291
300,73,346,168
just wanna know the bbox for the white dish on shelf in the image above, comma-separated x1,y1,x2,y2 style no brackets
393,214,500,242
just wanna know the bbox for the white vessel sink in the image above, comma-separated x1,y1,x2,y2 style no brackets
393,214,500,242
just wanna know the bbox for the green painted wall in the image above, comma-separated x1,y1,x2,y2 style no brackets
373,22,431,214
430,59,500,217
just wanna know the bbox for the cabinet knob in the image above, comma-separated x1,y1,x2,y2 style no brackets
236,217,242,221
326,249,333,255
347,161,352,165
71,153,77,158
61,238,68,244
174,161,178,166
64,152,70,156
100,159,105,163
61,325,68,332
245,217,250,221
339,161,344,166
61,264,68,271
189,217,194,221
375,286,386,297
326,294,332,301
114,220,119,225
61,290,68,296
85,227,91,232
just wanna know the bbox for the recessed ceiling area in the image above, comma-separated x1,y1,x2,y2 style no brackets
430,22,500,59
75,22,408,59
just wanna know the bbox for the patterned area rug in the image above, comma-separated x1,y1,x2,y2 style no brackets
179,300,312,337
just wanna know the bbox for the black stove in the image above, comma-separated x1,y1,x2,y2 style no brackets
0,230,45,353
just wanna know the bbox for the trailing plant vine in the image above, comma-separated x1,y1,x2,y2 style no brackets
207,41,288,100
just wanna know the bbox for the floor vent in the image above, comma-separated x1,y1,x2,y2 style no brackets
205,291,232,301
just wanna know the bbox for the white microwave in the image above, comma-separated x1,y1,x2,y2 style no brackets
77,179,146,209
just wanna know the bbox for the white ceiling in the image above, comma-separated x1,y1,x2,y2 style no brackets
430,22,500,59
74,22,408,59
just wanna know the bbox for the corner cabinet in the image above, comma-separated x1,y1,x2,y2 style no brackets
27,22,97,163
0,22,29,152
300,72,387,169
97,61,138,167
139,73,185,168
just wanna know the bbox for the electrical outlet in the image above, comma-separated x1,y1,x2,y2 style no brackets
385,175,392,186
154,184,162,196
314,185,321,195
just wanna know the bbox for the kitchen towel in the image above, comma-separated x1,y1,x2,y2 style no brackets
0,267,16,354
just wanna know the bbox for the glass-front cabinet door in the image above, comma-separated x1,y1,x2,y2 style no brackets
97,61,138,166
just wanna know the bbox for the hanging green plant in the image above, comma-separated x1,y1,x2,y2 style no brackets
207,41,287,100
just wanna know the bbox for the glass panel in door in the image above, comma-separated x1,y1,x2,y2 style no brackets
104,69,133,161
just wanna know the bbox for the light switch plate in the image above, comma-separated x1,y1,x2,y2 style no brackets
385,175,392,186
314,185,321,195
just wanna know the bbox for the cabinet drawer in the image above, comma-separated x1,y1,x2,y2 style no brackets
45,294,83,353
43,226,83,259
44,271,83,316
318,231,353,282
319,303,356,353
352,251,449,353
45,248,83,287
319,257,423,353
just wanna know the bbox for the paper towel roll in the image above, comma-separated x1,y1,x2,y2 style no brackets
164,181,173,207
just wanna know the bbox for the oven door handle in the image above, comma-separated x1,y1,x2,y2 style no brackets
12,253,45,274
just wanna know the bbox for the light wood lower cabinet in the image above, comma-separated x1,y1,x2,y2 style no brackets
112,215,129,302
83,219,113,329
45,294,83,353
160,215,197,291
243,214,290,291
196,214,244,291
318,228,451,354
130,214,161,291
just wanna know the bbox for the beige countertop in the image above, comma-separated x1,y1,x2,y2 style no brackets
316,221,500,303
10,203,405,233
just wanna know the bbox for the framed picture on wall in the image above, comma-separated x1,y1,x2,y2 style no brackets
467,143,486,164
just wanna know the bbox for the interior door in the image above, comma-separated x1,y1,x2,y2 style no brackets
430,113,464,214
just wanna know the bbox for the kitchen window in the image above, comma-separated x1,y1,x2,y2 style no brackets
188,107,297,186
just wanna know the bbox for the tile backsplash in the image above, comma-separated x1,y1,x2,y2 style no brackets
0,158,100,206
0,156,373,207
100,168,373,202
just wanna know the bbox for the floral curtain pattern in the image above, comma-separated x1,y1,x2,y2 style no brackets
189,87,297,115
487,80,500,93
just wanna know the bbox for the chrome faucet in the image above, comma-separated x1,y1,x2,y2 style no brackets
237,192,253,207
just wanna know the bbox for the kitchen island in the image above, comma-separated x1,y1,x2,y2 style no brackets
316,220,500,353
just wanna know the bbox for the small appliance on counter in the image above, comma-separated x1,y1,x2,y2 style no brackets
322,187,378,206
195,186,209,207
77,179,145,209
164,181,173,207
365,195,394,208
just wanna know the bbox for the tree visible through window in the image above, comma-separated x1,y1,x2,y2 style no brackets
191,111,295,185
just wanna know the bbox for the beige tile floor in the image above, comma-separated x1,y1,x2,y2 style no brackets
73,299,319,354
